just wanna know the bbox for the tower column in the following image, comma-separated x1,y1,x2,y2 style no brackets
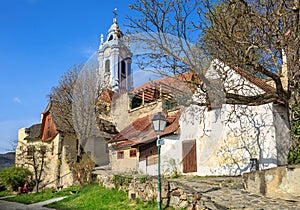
97,9,133,92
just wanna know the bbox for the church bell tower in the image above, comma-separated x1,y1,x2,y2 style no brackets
98,9,133,92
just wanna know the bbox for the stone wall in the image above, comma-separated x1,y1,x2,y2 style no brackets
243,165,300,200
96,172,222,209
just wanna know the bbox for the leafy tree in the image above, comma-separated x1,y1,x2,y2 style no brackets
128,0,299,163
0,166,32,191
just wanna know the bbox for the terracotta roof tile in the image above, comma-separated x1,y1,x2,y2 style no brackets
131,73,196,103
109,110,181,149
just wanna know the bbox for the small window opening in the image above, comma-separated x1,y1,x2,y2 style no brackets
121,60,126,81
105,60,110,73
117,151,124,159
130,149,137,158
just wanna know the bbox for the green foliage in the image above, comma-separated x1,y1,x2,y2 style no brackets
288,101,300,164
111,174,133,188
139,175,147,184
0,190,13,197
4,185,78,204
0,166,32,191
47,183,175,210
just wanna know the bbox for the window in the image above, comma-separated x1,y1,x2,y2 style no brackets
108,35,113,41
117,151,124,159
129,149,137,158
105,60,110,73
47,118,51,138
120,60,126,85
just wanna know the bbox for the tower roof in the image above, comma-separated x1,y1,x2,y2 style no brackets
107,8,123,41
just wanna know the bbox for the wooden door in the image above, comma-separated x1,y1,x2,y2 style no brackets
182,140,197,173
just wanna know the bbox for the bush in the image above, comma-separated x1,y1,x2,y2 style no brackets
112,175,133,189
0,166,32,191
72,154,96,186
0,183,6,191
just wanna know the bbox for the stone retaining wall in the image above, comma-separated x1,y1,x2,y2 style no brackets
96,172,221,209
242,165,300,200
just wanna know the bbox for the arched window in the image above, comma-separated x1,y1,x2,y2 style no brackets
105,60,110,73
121,60,126,81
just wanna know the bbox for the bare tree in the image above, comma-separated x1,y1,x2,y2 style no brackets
9,139,18,152
72,60,104,155
48,58,111,161
127,0,299,161
16,142,48,192
48,65,81,135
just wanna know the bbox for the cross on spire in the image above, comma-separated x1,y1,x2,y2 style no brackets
113,8,118,23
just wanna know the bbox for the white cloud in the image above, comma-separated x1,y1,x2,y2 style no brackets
13,97,22,104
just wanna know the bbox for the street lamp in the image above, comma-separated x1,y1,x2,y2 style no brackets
151,112,167,210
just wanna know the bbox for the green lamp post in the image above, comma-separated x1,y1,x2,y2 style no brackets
152,112,167,210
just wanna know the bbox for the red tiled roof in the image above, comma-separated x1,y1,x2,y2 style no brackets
109,110,181,149
131,73,196,103
131,67,275,106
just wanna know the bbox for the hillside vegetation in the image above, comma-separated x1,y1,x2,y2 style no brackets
0,152,15,171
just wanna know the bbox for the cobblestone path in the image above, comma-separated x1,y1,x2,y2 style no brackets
175,176,300,210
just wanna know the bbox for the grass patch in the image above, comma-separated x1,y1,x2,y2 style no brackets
0,190,14,197
47,183,175,210
4,186,78,204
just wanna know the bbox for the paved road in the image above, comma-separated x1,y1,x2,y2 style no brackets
1,178,299,210
175,177,300,210
0,197,66,210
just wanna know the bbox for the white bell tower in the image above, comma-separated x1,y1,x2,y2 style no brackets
98,8,133,92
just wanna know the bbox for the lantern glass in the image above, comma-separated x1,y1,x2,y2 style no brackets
152,112,167,135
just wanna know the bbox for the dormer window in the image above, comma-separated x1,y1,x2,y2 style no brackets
108,35,113,41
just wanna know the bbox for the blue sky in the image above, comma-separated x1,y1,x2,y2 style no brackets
0,0,136,153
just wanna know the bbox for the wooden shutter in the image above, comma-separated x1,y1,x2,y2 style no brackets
182,140,197,173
